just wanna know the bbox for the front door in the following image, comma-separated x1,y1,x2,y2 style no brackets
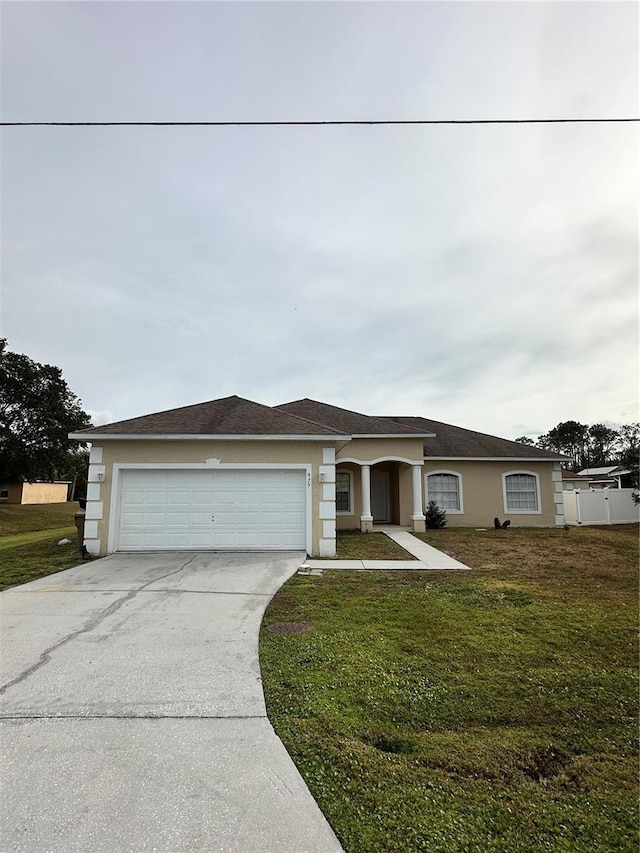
371,470,390,523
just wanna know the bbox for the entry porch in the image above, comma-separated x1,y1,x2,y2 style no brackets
334,459,426,534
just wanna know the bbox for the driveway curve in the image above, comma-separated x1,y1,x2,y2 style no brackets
0,552,344,853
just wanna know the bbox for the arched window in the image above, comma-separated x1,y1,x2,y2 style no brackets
426,472,462,513
503,472,540,513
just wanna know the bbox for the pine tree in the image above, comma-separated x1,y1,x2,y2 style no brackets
425,499,447,529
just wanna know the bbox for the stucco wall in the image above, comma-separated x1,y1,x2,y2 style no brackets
82,436,562,555
336,437,424,464
421,460,561,527
87,440,338,556
336,459,561,529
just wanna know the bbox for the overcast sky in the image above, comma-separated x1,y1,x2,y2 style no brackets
1,1,637,439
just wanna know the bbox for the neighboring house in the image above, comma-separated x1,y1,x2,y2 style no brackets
561,469,587,491
70,396,569,558
575,466,632,489
0,481,70,505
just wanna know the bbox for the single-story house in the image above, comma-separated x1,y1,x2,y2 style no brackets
560,469,587,491
70,396,569,557
0,481,71,505
575,466,632,489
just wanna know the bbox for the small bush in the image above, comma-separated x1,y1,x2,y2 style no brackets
425,499,447,529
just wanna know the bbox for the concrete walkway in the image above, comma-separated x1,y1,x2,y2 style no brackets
0,552,344,853
303,526,471,571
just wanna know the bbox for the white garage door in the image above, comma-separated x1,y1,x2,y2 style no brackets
117,469,307,550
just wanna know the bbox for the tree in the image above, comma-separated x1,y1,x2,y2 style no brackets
58,447,90,501
425,499,447,529
617,423,639,502
514,436,536,445
587,423,619,467
0,339,92,483
537,421,589,471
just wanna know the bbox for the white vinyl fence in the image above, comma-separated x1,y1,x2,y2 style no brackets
563,489,640,526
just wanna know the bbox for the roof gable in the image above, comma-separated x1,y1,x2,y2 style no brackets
275,399,431,436
73,395,343,437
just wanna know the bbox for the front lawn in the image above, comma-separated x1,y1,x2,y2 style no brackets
260,525,639,853
0,503,84,590
0,501,80,537
324,530,413,560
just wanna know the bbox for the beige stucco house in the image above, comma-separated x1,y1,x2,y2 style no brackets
0,481,70,505
70,396,568,557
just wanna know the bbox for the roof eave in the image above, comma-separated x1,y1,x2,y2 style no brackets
424,455,568,462
69,432,351,441
353,433,436,439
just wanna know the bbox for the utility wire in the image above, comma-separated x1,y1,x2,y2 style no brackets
0,117,638,127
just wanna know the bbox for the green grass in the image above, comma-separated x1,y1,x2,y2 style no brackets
0,531,85,590
260,525,639,853
0,503,85,590
320,530,413,560
0,501,80,537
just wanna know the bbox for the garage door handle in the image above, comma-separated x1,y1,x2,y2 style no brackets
211,515,215,522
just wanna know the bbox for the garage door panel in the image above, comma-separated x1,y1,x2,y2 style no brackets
142,533,168,548
121,512,144,526
259,491,285,505
118,469,306,550
169,473,193,486
211,533,235,547
146,490,168,503
259,472,287,486
233,534,259,548
213,511,238,525
143,512,167,526
165,534,189,547
191,499,215,511
167,512,190,525
168,492,190,506
236,511,261,525
187,511,212,525
186,533,215,547
119,533,143,548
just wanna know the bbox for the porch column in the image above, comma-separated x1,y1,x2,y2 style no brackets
360,464,374,533
411,464,426,533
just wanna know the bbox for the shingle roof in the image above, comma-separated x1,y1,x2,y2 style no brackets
71,395,569,461
73,395,344,437
380,416,568,460
275,399,432,436
561,469,585,479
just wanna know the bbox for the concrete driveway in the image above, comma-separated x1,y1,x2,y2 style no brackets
0,552,344,853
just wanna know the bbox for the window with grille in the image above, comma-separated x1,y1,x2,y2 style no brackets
336,470,353,513
504,473,539,512
426,473,461,512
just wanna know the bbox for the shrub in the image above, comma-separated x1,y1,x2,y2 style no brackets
425,499,447,529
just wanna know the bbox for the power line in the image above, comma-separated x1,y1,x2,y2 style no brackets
0,117,637,127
